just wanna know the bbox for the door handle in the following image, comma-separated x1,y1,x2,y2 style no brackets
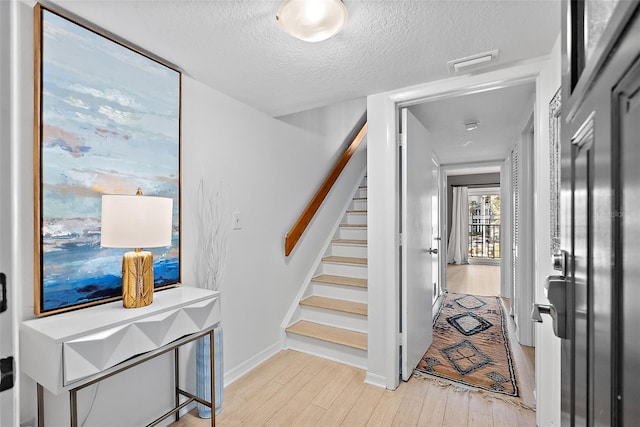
0,273,6,313
426,248,438,255
531,303,553,322
531,274,569,339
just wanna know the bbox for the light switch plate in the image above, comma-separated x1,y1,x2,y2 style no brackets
232,211,241,230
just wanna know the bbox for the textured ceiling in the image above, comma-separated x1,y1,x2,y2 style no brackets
42,0,561,117
409,81,536,164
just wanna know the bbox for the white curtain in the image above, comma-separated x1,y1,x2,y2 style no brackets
447,186,469,264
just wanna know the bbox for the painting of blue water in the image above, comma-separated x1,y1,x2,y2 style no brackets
38,9,181,313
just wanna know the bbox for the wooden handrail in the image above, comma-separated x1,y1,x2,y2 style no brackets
285,121,368,256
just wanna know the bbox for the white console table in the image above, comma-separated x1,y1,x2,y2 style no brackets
20,287,220,427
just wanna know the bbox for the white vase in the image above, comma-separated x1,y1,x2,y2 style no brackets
196,327,223,418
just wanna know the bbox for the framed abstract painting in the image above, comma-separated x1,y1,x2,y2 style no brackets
34,4,181,316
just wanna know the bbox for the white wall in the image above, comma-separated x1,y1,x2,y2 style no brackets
533,35,562,427
277,97,366,142
181,79,367,388
10,2,367,424
1,1,17,426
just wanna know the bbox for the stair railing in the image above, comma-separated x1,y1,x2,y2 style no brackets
285,121,368,256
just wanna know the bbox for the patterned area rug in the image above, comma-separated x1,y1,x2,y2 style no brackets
415,292,519,397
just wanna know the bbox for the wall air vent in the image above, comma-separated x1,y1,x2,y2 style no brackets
447,49,499,74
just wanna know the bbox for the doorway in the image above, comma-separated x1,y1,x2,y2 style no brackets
367,59,547,393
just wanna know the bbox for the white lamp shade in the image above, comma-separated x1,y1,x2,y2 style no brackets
276,0,348,42
101,194,173,248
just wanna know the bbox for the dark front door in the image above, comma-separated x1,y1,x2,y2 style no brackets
561,2,640,425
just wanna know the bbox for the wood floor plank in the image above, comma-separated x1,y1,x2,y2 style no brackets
272,349,315,385
467,392,494,427
517,407,536,427
301,295,367,316
226,349,299,398
315,370,366,426
442,387,470,427
242,371,314,426
290,404,326,426
341,384,385,425
265,360,332,426
215,380,283,425
492,398,520,427
417,381,447,427
365,385,407,427
209,390,246,420
391,379,428,426
312,363,359,409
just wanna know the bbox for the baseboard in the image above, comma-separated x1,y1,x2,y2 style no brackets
364,371,387,389
223,341,282,386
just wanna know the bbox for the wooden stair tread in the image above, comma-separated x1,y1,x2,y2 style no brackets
322,256,367,265
301,296,367,316
312,274,367,288
353,197,367,201
339,223,367,228
286,321,367,351
347,209,367,213
331,239,367,246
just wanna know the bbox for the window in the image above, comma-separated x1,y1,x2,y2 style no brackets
468,189,501,260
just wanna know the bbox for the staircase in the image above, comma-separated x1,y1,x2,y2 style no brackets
285,177,368,368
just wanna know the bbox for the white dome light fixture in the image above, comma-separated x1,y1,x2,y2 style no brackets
276,0,349,42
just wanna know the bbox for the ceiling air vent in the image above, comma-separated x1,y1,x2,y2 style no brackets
447,49,499,74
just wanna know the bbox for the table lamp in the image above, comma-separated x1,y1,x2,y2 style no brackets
101,189,173,308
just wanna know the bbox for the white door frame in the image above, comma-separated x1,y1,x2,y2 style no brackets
366,59,546,390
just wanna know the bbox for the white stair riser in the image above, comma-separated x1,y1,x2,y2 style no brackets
344,212,367,225
338,227,367,240
311,282,368,303
355,188,367,198
329,243,367,258
285,333,367,370
351,199,367,210
300,306,368,332
320,262,367,278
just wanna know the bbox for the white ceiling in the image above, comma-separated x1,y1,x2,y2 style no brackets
37,0,559,166
41,0,561,118
409,81,536,164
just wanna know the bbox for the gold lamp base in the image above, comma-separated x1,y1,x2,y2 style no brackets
121,249,154,308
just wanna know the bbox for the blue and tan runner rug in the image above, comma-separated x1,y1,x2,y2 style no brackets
415,292,519,397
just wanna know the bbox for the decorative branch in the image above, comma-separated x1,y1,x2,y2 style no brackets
194,180,227,291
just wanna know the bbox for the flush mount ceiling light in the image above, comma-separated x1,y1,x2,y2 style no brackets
276,0,349,42
448,49,499,74
465,121,479,131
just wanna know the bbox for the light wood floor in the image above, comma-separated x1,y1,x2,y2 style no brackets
446,263,501,296
172,263,536,427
